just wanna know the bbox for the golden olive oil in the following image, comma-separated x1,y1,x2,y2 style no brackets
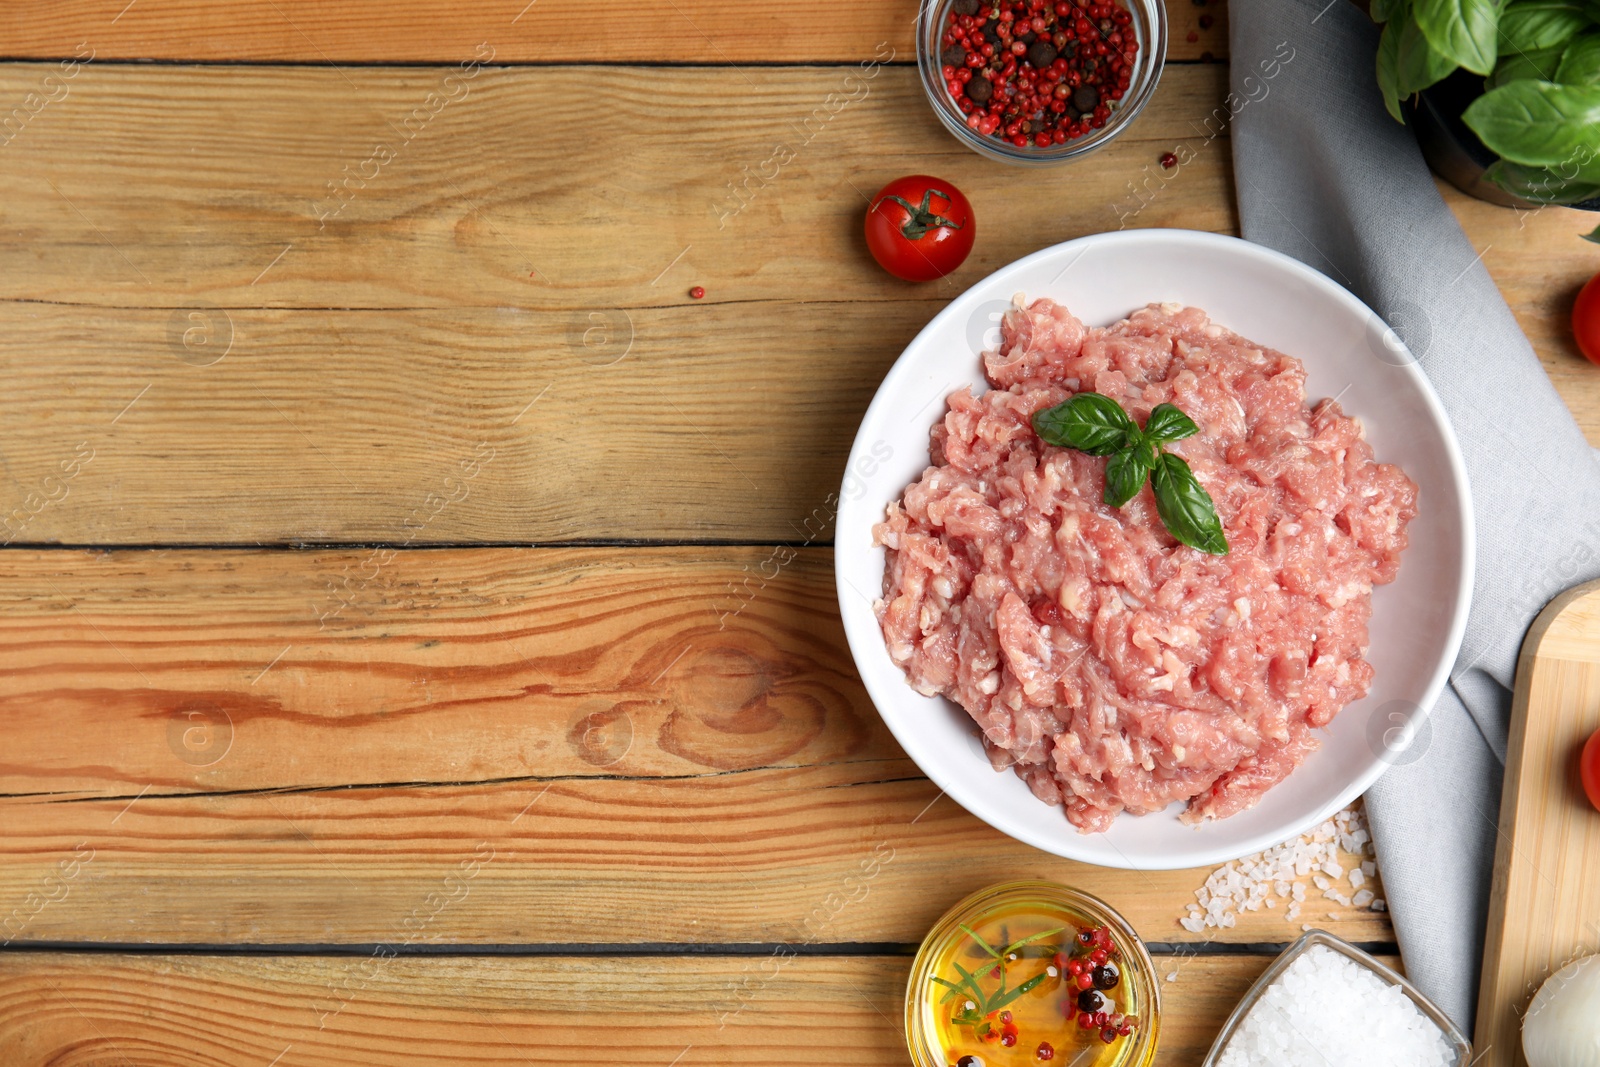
923,899,1148,1067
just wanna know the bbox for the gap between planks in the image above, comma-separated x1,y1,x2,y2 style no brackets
0,940,1398,957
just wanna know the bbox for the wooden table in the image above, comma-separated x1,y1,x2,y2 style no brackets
0,2,1595,1063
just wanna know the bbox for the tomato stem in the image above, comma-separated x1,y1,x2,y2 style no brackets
878,189,965,241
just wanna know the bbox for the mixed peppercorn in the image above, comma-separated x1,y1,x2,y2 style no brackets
938,0,1139,149
1060,925,1136,1045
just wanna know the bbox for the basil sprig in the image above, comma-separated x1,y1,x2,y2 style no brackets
1369,0,1600,215
1030,393,1228,555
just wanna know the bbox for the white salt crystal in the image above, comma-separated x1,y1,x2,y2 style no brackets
1285,904,1300,921
1372,898,1387,912
1352,889,1375,908
1165,971,1179,983
1173,805,1388,934
1212,945,1455,1067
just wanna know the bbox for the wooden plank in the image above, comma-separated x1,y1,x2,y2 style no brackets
0,951,1369,1066
0,64,1232,543
0,546,1391,946
1446,186,1600,449
1474,579,1600,1067
0,0,1229,64
0,64,1231,309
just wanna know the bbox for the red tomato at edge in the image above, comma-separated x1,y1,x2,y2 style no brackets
1572,270,1600,365
1583,725,1600,813
865,175,974,282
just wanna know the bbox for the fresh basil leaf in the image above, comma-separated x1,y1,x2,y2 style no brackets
1103,441,1155,508
1413,0,1502,75
1583,222,1600,241
1377,20,1407,121
1151,453,1228,555
1143,402,1200,443
1397,10,1462,95
1556,32,1600,83
1371,0,1411,22
1031,393,1138,456
1499,0,1589,52
1484,158,1600,200
1377,20,1407,120
1488,44,1566,87
1463,80,1600,166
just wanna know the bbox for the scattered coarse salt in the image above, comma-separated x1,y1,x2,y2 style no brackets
1352,889,1375,908
1166,971,1179,983
1213,945,1455,1067
1176,805,1382,933
1372,898,1387,912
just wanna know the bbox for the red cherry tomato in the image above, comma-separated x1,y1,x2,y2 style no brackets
1572,271,1600,365
1583,725,1600,813
864,175,974,282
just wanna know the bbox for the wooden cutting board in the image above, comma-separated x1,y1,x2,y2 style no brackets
1476,578,1600,1065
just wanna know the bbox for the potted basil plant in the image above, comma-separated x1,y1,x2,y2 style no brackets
1373,0,1600,224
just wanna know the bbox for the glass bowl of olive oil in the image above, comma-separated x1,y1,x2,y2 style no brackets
907,881,1160,1067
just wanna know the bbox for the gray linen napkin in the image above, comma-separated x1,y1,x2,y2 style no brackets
1229,0,1600,1032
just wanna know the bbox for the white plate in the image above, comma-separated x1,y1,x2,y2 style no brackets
835,229,1474,870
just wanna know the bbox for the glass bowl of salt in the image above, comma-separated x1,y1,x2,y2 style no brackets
1201,930,1472,1067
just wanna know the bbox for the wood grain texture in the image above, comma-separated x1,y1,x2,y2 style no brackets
1475,579,1600,1067
1444,186,1600,448
0,546,1391,947
0,63,1232,544
0,0,1229,64
0,951,1376,1066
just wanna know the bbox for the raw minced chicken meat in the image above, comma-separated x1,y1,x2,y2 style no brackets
873,298,1417,833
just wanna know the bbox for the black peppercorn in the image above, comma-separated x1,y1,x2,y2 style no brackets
1076,988,1106,1014
1072,84,1099,113
966,76,993,104
941,45,967,67
1092,961,1120,990
1027,41,1057,67
952,0,980,13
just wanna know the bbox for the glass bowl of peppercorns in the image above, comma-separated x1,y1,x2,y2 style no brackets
917,0,1167,164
